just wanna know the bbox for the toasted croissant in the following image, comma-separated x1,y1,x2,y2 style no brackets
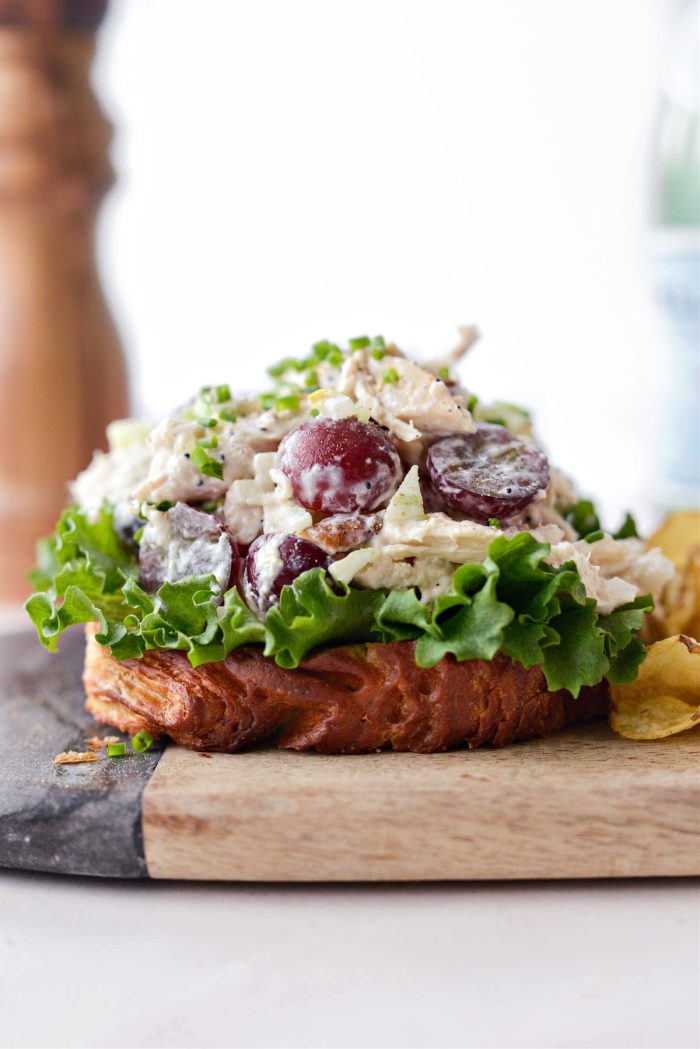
83,626,609,753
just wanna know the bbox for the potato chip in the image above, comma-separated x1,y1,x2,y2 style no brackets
661,546,700,641
610,634,700,740
648,511,700,569
646,511,700,642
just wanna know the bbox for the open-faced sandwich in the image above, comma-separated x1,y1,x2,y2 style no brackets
27,330,700,752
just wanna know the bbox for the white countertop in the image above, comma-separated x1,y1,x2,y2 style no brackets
1,871,698,1048
1,610,699,1049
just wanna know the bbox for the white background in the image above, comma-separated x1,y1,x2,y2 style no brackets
95,0,683,531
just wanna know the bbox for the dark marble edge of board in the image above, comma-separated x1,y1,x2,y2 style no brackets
0,628,163,879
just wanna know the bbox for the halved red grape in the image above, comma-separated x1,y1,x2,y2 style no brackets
426,423,550,522
278,417,402,514
243,533,331,614
139,502,239,596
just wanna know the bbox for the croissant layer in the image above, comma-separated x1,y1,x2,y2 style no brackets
83,626,609,753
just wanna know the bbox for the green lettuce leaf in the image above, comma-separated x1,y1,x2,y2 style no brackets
559,498,639,542
264,569,385,669
373,532,653,696
25,505,652,697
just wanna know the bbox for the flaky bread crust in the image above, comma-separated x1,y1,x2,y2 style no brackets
83,625,609,753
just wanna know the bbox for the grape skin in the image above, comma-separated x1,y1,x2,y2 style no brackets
244,533,331,613
278,417,402,514
426,423,550,522
139,502,239,596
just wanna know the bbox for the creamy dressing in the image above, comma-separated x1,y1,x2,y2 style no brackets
224,454,313,544
338,350,476,446
66,338,677,621
330,465,674,611
246,534,284,610
135,410,302,505
140,503,233,594
70,442,152,518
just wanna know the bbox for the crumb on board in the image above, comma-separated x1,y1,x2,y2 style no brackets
53,750,100,765
85,735,120,750
199,752,212,759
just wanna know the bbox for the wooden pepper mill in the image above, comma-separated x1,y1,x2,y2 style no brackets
0,0,129,601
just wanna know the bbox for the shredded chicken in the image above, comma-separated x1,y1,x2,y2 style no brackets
545,536,675,615
223,452,312,545
513,469,578,540
422,324,480,375
545,542,637,614
338,349,475,444
355,553,462,602
329,465,674,613
135,410,302,505
589,536,676,610
66,334,677,625
70,443,152,517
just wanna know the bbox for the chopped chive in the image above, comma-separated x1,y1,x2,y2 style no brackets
349,335,370,350
500,400,532,419
613,513,639,540
275,393,300,413
215,384,231,403
383,368,399,384
260,393,275,410
466,394,478,412
154,500,174,512
485,416,507,427
198,434,218,449
309,341,344,367
488,517,500,529
438,366,450,381
133,526,144,544
219,409,237,423
107,741,126,758
196,417,217,429
310,408,320,417
311,341,344,366
266,341,346,381
304,368,319,388
584,529,605,544
370,347,386,360
370,335,385,350
267,357,298,378
131,731,154,753
191,445,224,479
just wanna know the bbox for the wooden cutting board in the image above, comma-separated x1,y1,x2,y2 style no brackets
1,629,699,881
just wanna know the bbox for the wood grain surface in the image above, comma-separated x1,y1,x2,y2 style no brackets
142,724,700,881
